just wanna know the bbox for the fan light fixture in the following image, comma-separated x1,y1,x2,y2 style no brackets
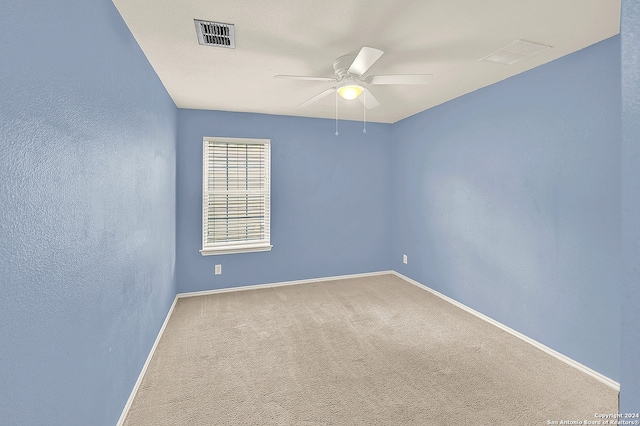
337,84,364,100
276,46,434,135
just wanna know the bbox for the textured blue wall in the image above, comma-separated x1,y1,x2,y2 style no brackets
176,110,391,293
0,1,177,425
390,37,621,381
621,0,640,412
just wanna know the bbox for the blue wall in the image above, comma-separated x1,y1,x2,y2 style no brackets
621,0,640,412
0,1,177,425
390,37,621,381
176,110,392,293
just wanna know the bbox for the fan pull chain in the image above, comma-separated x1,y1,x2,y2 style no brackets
335,91,339,136
363,90,367,134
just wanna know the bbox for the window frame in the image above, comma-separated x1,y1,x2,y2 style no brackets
199,137,272,256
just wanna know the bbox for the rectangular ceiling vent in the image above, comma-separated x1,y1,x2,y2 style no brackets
194,19,235,48
481,39,551,65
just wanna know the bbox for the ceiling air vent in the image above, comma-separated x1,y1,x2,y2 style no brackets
481,39,551,65
194,20,235,48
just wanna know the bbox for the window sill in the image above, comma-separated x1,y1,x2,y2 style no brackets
200,244,273,256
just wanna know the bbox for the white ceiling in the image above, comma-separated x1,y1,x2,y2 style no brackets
113,0,620,124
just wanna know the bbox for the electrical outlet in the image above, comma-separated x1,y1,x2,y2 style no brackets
215,264,222,275
403,254,408,264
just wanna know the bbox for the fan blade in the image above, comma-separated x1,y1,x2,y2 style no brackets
358,88,380,109
368,74,433,85
274,75,337,82
348,47,384,76
299,88,336,107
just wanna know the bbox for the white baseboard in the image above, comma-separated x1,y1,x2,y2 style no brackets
176,270,394,299
116,296,179,426
391,271,620,392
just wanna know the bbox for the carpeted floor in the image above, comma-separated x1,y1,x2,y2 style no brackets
123,274,617,425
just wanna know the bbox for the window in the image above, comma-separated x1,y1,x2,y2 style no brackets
200,137,271,255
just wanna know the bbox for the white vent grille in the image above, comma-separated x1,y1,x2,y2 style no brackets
194,20,235,48
481,40,551,65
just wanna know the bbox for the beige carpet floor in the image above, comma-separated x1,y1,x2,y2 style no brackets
123,274,617,425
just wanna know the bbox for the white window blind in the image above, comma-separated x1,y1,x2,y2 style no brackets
200,137,272,255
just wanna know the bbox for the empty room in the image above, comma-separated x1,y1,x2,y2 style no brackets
1,0,639,424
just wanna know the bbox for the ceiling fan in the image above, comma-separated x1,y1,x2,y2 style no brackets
274,46,433,109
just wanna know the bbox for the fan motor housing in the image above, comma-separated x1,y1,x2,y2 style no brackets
333,55,358,79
